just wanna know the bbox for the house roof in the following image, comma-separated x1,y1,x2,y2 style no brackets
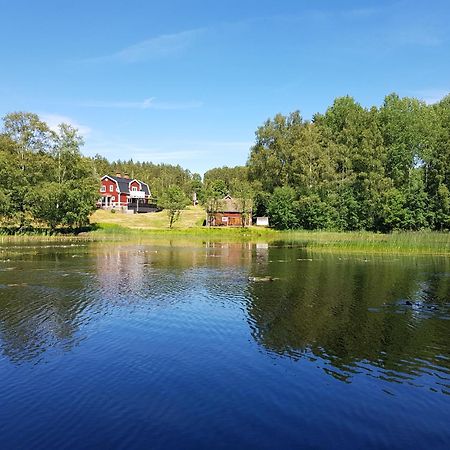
108,176,130,193
208,195,252,213
103,175,151,196
140,181,151,196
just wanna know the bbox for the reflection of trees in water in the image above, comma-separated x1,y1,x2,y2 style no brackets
94,242,254,305
2,240,448,391
0,242,255,364
247,249,450,390
0,249,93,363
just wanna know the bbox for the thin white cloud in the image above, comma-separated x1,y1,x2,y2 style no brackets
302,7,380,21
86,142,205,162
147,100,203,110
277,6,442,49
411,89,449,104
178,140,253,150
78,97,203,110
75,8,443,67
129,150,205,162
40,113,92,137
342,7,380,18
79,9,378,65
86,139,251,158
387,29,443,47
81,28,205,64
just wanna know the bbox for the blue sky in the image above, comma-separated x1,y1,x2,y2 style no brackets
1,0,449,174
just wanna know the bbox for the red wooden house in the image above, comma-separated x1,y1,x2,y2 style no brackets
98,173,156,213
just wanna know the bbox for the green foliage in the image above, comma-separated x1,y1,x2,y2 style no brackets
203,166,248,196
3,112,53,155
0,112,98,231
248,112,304,192
268,187,299,230
247,93,450,232
208,179,228,197
233,181,254,227
159,185,190,228
434,184,450,230
253,189,270,218
297,195,336,230
25,183,64,230
0,188,12,218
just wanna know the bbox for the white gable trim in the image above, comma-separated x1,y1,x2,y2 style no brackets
128,179,142,190
101,175,120,191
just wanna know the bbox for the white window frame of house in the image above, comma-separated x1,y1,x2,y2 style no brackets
132,186,137,192
109,185,114,192
100,186,106,192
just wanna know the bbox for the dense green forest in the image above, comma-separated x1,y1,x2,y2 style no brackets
1,92,449,232
207,93,450,231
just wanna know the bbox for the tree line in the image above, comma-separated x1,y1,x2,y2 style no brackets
0,112,98,231
1,92,449,232
206,93,450,231
0,112,200,232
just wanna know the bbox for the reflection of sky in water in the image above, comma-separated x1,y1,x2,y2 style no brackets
0,242,449,448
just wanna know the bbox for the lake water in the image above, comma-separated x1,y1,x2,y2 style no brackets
0,241,449,449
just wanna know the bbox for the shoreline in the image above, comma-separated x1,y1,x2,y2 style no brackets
1,224,449,256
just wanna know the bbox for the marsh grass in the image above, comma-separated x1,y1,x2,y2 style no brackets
89,223,449,255
1,206,448,255
274,230,449,255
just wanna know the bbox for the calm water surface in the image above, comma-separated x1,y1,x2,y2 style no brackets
0,241,449,449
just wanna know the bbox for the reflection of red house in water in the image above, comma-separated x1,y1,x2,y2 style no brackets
98,173,156,213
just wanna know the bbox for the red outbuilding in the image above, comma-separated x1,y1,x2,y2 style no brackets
206,195,252,227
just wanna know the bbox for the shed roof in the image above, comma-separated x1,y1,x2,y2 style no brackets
208,195,252,213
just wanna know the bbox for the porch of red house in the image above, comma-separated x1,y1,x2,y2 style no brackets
127,197,159,213
98,196,158,213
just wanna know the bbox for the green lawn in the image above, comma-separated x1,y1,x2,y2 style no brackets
91,205,206,229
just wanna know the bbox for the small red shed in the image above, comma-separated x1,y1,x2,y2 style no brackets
206,195,252,227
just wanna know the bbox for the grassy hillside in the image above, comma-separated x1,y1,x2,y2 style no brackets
91,205,206,229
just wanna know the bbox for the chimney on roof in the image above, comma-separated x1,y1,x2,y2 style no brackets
115,172,122,178
124,173,130,179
